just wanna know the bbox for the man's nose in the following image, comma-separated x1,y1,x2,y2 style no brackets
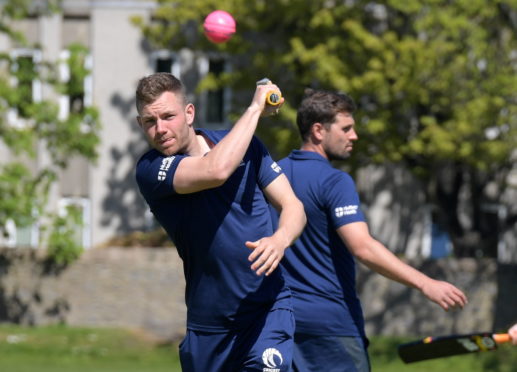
156,119,167,133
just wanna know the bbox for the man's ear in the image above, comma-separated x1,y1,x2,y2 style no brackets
311,122,325,142
185,103,195,126
136,116,142,128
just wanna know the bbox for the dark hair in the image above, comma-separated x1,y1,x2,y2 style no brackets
135,73,187,114
296,88,356,141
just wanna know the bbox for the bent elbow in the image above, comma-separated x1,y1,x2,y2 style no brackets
351,245,374,265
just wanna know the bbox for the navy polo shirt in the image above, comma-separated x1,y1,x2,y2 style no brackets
136,129,292,332
272,150,366,338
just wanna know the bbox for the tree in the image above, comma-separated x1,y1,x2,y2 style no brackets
133,0,517,257
0,0,101,262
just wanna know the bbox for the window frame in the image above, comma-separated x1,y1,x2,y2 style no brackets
7,48,42,128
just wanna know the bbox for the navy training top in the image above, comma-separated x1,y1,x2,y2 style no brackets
271,150,366,338
136,129,292,332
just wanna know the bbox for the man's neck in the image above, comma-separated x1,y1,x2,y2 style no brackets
191,132,213,156
300,142,328,160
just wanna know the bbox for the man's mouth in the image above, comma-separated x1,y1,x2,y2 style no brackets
157,137,174,146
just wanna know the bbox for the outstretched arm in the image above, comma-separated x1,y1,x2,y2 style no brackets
338,221,468,311
246,174,306,276
174,83,283,194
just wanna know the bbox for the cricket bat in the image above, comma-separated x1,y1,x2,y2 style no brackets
398,332,511,363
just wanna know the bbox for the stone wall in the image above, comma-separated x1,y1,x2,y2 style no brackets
0,247,515,341
357,258,516,336
0,247,185,340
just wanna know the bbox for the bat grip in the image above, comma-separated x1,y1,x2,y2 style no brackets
493,333,511,344
266,91,282,106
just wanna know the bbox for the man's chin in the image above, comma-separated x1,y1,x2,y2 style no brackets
329,152,351,161
155,145,175,156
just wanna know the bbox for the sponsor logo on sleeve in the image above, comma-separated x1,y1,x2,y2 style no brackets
271,162,281,173
157,156,175,181
262,348,283,372
335,205,358,217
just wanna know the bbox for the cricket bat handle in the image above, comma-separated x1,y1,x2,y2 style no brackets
266,91,282,106
493,333,511,344
256,78,282,106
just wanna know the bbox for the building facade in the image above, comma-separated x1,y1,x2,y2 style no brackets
0,0,234,249
1,0,515,262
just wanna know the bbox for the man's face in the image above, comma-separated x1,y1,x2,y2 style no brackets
321,112,358,161
137,91,195,156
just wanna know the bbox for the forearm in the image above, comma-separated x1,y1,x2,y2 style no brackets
203,105,263,177
355,240,430,290
273,198,306,249
355,239,467,309
340,222,467,310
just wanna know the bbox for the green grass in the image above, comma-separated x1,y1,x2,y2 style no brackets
0,325,181,372
0,326,515,371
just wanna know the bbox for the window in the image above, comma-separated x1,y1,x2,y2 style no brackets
8,49,42,127
58,197,91,249
197,55,231,128
206,59,225,124
58,48,93,120
152,50,180,76
1,217,39,249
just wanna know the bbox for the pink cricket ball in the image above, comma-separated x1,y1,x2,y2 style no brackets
203,10,236,44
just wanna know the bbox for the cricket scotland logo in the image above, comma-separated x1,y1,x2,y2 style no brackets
262,347,283,372
157,156,175,181
271,162,281,173
335,205,358,217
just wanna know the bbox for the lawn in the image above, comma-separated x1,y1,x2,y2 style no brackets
0,325,181,372
0,325,515,371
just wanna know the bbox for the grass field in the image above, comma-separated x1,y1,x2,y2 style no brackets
0,325,181,372
0,325,515,371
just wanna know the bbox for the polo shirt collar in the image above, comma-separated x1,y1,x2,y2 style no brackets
289,150,329,163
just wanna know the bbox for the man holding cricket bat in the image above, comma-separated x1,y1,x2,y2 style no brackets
270,89,468,372
135,73,306,371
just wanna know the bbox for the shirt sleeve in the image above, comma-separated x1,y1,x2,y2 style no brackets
323,171,366,229
251,136,283,189
135,151,186,203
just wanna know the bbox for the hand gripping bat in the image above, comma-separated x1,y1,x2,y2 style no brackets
256,78,282,106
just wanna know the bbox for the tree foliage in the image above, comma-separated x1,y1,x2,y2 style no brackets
134,0,517,256
46,205,84,265
0,0,101,262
